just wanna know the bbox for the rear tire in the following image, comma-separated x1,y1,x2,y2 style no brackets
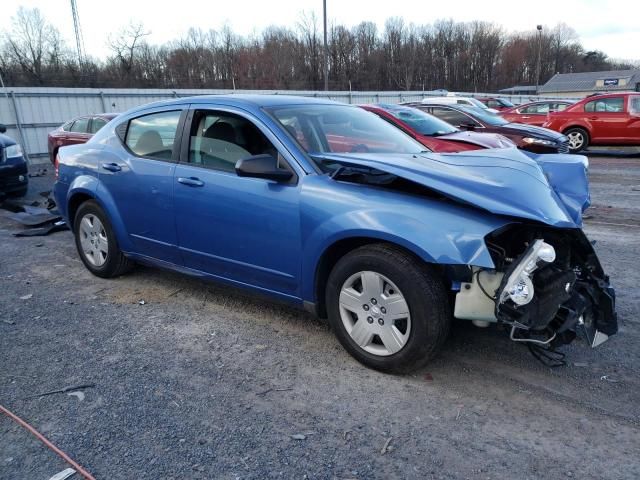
564,127,589,153
326,243,450,373
74,200,134,278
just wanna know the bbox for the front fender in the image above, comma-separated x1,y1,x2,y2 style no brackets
299,177,512,301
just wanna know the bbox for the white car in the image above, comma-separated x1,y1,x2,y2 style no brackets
421,95,500,114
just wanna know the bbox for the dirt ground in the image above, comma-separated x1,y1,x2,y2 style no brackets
1,154,639,480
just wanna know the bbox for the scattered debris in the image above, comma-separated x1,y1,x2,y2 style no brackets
573,362,589,367
423,373,434,381
20,294,33,300
2,319,16,325
35,242,44,247
13,221,68,236
167,288,183,297
600,375,619,383
343,430,352,441
380,437,393,455
290,434,306,440
8,211,62,227
455,405,464,420
24,383,96,400
256,387,292,396
138,300,146,305
67,391,85,402
28,167,48,178
48,468,76,480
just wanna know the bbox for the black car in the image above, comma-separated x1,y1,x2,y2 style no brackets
404,103,570,154
0,124,28,198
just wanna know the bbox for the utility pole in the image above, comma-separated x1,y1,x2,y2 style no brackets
535,24,543,94
323,0,328,91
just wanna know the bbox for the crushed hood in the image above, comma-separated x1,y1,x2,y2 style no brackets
317,148,590,228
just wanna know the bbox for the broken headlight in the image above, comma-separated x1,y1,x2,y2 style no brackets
499,239,556,306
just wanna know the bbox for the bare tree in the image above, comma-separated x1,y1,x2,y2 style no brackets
2,7,65,84
108,22,150,78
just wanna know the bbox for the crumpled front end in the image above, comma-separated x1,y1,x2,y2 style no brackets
454,224,617,349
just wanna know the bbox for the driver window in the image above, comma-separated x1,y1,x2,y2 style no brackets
187,110,282,173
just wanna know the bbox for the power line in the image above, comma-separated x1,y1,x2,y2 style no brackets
70,0,86,65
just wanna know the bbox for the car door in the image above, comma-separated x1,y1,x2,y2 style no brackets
173,106,302,298
583,96,627,142
98,107,186,264
624,96,640,145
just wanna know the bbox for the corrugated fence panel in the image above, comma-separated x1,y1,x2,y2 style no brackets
0,87,581,162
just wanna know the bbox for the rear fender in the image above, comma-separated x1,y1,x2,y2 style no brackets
65,175,134,252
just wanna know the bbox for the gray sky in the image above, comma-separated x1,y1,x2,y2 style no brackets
5,0,640,61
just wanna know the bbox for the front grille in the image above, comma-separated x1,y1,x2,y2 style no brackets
557,139,570,154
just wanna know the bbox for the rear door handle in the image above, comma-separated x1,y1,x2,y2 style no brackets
101,163,122,172
589,116,598,120
177,177,204,187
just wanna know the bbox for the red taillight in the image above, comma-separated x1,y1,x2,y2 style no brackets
54,154,60,179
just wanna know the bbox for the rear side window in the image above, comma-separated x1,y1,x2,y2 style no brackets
70,117,90,133
630,97,640,113
125,110,181,160
584,97,624,113
90,117,108,134
430,107,477,127
521,103,549,114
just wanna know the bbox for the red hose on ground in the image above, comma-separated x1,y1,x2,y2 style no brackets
0,404,97,480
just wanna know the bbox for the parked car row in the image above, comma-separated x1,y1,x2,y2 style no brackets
0,124,29,198
53,94,617,373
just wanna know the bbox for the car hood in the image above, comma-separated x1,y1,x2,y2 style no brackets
0,133,17,148
502,122,565,140
438,131,513,149
316,147,589,228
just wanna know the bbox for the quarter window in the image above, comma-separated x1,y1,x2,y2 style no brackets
584,97,624,113
70,117,89,133
187,110,281,173
125,110,181,160
630,97,640,113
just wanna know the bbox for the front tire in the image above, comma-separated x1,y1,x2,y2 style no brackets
564,127,589,153
74,200,134,278
326,244,450,373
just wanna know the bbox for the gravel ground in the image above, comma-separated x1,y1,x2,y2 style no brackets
1,154,639,480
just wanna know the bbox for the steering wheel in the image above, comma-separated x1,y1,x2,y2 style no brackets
350,144,370,153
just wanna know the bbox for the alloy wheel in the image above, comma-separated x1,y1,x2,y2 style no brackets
78,213,108,267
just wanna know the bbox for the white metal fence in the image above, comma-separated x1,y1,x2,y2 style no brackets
0,87,577,163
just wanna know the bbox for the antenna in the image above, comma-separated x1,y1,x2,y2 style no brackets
70,0,86,65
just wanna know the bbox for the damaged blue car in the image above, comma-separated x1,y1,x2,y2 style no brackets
53,95,617,372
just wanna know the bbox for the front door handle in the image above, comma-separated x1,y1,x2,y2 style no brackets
177,177,204,187
101,163,122,172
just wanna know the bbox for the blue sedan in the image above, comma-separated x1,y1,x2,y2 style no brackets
54,95,617,372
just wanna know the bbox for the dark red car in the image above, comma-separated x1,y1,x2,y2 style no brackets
407,103,570,154
477,97,515,111
502,101,573,127
542,93,640,152
48,113,118,163
360,104,514,153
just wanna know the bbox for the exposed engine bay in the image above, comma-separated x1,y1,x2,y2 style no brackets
454,225,617,352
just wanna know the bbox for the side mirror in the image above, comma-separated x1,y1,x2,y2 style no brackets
0,124,6,134
235,154,293,182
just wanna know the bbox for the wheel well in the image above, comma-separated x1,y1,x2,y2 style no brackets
313,237,428,318
67,193,94,230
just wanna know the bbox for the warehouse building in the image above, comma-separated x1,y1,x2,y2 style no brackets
538,69,640,97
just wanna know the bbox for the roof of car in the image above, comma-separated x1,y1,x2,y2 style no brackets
131,94,341,113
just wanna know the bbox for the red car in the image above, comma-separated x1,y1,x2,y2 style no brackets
477,97,515,111
543,93,640,152
48,113,118,163
502,101,573,127
360,104,514,153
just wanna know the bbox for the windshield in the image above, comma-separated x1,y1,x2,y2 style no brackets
457,105,509,126
380,105,458,136
268,104,426,159
467,97,492,110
